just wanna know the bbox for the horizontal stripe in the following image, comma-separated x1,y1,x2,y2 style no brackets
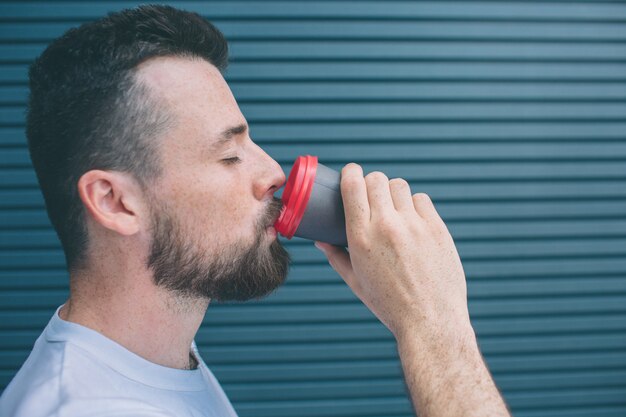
10,42,626,64
0,2,625,21
6,20,626,42
8,62,626,83
5,122,626,147
3,232,626,261
8,83,626,104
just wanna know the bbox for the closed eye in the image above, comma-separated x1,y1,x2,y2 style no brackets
222,157,242,165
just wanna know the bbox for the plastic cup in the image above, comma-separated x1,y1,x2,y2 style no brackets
274,155,348,247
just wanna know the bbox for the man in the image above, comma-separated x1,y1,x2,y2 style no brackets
0,5,511,417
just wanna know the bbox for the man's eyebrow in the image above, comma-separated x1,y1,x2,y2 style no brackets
211,123,248,151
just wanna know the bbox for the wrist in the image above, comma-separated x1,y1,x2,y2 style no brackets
395,317,479,361
395,320,511,417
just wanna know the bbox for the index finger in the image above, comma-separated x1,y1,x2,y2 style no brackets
341,163,371,239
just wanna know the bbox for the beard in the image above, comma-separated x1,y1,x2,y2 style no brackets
146,196,291,302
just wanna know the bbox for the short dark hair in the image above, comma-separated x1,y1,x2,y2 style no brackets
26,5,229,271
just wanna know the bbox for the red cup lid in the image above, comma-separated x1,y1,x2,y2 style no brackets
274,155,318,239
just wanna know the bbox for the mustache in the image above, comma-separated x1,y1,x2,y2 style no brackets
260,196,284,230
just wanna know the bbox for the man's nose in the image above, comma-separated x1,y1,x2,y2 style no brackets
253,144,286,200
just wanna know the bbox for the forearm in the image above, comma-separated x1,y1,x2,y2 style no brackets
319,164,512,415
396,324,511,417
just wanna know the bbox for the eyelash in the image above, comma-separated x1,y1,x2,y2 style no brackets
222,156,242,165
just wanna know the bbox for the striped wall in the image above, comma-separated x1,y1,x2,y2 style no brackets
2,2,626,416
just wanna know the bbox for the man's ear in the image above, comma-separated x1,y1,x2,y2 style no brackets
77,170,144,236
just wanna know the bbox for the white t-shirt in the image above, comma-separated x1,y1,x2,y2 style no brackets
0,305,239,417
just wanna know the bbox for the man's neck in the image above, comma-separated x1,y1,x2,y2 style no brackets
60,268,210,370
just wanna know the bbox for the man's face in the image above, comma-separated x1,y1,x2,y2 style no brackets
136,57,290,302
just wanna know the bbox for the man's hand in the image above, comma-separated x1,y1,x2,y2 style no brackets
315,163,511,417
314,163,470,341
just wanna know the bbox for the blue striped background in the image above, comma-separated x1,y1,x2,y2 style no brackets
1,2,626,416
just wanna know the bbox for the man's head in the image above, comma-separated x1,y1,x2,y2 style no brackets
27,5,290,302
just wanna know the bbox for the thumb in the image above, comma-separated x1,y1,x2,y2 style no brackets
314,241,357,288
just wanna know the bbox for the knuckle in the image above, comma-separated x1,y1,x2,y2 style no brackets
408,218,428,235
348,232,369,249
376,217,397,235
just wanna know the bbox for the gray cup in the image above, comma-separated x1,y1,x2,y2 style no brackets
274,156,348,247
294,162,347,247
